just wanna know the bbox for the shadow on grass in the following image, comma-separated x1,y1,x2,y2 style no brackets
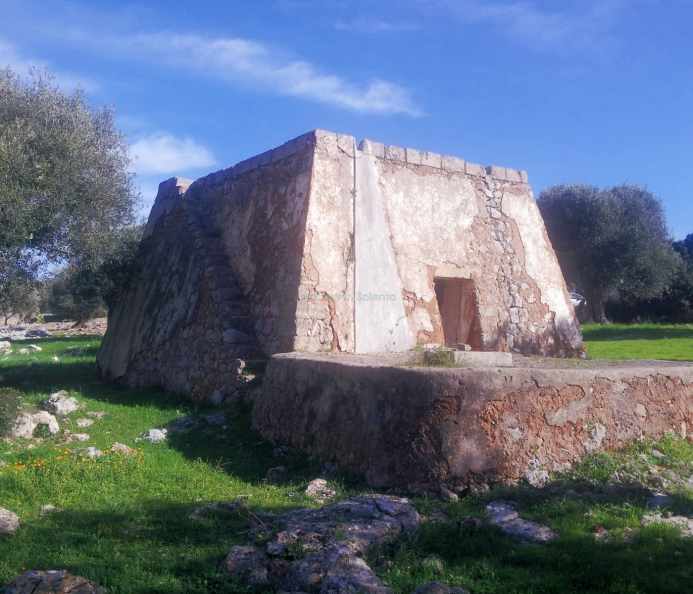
1,501,274,594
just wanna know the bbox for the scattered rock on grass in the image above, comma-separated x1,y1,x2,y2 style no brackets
85,411,105,419
411,582,469,594
422,555,445,574
76,419,94,428
485,501,558,543
647,494,674,509
0,507,20,533
168,417,197,434
305,478,336,502
51,356,59,362
3,570,105,594
43,392,79,415
12,411,59,439
0,341,12,354
27,344,42,352
641,513,693,537
219,495,419,594
68,434,90,442
134,429,167,443
110,443,136,455
18,348,28,355
40,505,58,515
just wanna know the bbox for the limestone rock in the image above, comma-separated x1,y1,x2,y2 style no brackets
17,348,29,355
641,512,693,537
43,392,80,415
51,356,59,362
85,411,105,419
485,501,558,543
12,411,59,439
524,459,549,488
25,327,50,338
647,494,674,509
27,344,42,352
3,570,105,594
69,434,90,442
40,504,58,515
0,341,11,354
110,442,136,455
76,419,94,428
134,428,167,443
219,495,419,593
305,478,336,502
0,507,20,533
76,447,103,459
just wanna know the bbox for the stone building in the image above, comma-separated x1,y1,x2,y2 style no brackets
97,129,583,401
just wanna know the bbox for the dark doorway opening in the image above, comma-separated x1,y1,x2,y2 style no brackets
434,278,479,349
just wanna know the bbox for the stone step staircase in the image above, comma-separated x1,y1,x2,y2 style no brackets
180,194,264,365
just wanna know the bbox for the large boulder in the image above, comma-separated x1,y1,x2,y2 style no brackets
3,570,105,594
219,494,419,594
12,411,60,439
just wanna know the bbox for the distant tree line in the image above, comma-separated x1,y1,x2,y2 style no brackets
538,183,692,324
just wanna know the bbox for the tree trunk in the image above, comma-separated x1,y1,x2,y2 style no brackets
582,282,606,323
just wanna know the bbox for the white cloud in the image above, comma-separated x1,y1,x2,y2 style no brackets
424,0,623,54
67,31,422,116
130,132,216,175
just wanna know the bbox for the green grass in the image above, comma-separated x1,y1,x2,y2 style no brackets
2,335,693,593
583,323,693,361
0,336,365,593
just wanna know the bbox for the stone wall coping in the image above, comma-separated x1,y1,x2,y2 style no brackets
188,130,527,189
268,351,693,383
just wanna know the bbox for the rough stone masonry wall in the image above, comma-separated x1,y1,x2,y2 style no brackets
189,130,355,355
97,178,264,401
254,354,693,495
359,140,582,356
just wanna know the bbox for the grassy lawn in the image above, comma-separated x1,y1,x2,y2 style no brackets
1,336,693,593
583,323,693,361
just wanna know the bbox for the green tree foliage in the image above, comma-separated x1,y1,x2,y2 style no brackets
606,234,693,323
0,67,140,318
537,183,679,322
43,223,144,322
0,388,22,438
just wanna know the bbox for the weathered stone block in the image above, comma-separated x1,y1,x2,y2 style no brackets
465,162,486,176
384,145,405,161
506,168,522,183
442,155,465,173
406,148,422,165
420,152,442,168
486,165,507,180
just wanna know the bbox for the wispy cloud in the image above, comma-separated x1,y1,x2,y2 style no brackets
112,33,422,116
130,132,216,175
66,30,423,116
424,0,623,54
334,18,421,34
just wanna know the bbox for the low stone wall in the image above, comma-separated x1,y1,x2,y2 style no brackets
252,353,693,495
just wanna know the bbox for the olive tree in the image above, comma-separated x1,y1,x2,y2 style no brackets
537,183,679,322
0,67,141,318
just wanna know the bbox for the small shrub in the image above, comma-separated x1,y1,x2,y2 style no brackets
0,387,22,437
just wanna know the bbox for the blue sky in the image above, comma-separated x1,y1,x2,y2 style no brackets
2,0,692,238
